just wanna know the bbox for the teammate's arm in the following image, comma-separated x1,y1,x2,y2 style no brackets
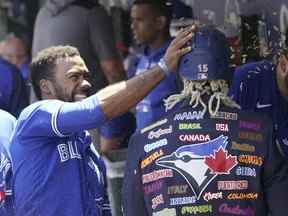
96,28,193,120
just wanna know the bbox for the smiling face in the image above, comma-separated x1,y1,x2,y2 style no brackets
50,55,92,102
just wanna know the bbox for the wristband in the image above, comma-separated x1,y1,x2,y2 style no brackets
157,58,170,76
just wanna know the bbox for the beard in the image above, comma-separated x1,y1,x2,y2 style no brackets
53,83,74,102
52,78,91,102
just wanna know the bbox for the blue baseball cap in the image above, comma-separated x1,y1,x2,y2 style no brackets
178,26,230,80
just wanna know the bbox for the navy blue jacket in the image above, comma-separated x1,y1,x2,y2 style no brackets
123,99,288,216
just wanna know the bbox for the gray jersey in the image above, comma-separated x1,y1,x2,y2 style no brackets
32,0,119,91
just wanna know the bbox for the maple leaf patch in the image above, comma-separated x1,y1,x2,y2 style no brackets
204,147,237,174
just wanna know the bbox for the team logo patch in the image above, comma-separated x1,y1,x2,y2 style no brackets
144,139,168,153
141,149,164,169
203,192,223,202
144,181,163,195
216,123,229,132
170,196,196,206
151,194,164,209
174,111,204,121
231,141,255,152
179,123,202,130
181,204,213,215
167,184,189,195
236,166,256,177
141,119,168,134
238,131,263,142
142,169,173,184
156,135,237,199
210,111,238,120
239,120,261,131
218,203,255,215
152,208,176,216
57,141,81,162
217,180,248,190
227,192,258,200
179,134,210,142
148,125,172,139
238,155,263,166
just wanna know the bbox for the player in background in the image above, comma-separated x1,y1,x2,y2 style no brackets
229,48,288,159
129,0,181,130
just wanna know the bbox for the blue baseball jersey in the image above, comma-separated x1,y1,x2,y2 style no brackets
123,100,288,216
0,109,16,215
10,95,112,216
0,58,29,117
19,62,30,82
229,60,288,159
100,112,136,148
129,39,181,130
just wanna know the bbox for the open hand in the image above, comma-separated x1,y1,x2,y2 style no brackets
164,25,197,72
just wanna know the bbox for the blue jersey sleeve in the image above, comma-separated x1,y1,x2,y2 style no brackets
229,60,275,111
229,62,260,110
100,112,135,147
17,94,106,138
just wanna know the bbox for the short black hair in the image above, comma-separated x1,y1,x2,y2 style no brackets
30,45,80,100
132,0,173,24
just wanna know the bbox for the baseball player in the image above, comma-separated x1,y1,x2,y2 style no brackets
10,27,193,216
229,50,288,159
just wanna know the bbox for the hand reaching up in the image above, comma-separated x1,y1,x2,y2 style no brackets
163,25,197,72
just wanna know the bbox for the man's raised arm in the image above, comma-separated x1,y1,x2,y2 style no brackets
97,27,194,120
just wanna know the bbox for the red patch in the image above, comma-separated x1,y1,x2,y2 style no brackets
205,147,237,174
0,191,6,201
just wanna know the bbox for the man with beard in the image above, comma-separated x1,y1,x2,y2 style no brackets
229,49,288,159
9,26,193,216
32,0,130,154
